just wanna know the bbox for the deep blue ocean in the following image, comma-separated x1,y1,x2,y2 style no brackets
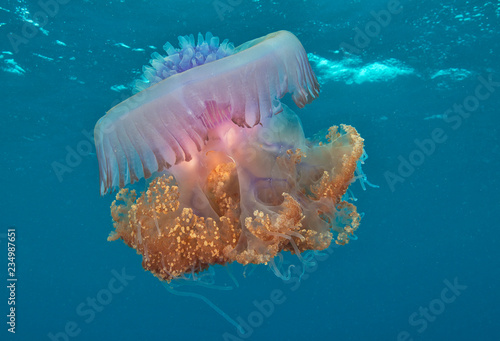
1,0,499,340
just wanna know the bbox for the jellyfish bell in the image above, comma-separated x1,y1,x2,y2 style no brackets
96,31,368,285
94,30,320,195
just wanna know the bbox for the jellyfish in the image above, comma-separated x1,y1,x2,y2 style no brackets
95,31,367,283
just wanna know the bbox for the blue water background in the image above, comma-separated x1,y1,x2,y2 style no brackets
1,0,499,340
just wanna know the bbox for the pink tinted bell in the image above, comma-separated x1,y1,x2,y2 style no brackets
94,31,319,194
